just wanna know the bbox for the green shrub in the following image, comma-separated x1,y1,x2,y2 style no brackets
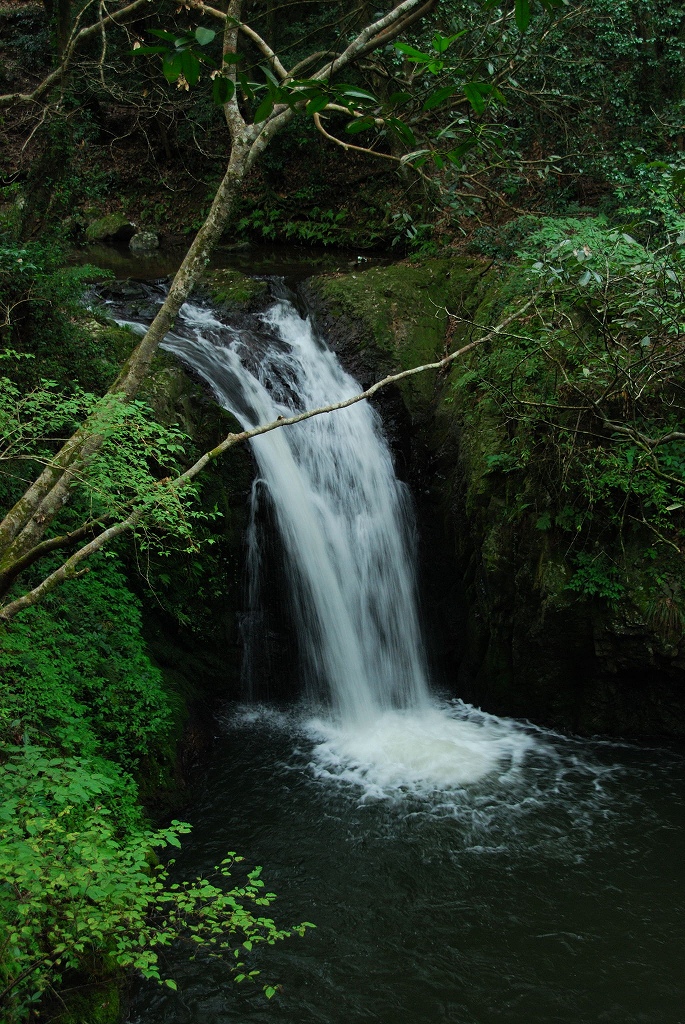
0,558,172,766
0,746,311,1023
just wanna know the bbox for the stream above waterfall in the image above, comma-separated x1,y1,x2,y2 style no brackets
105,281,685,1024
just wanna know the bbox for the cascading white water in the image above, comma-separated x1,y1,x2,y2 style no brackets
116,290,537,793
164,297,431,724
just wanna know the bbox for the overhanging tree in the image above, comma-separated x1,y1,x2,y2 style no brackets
0,0,561,619
0,0,438,610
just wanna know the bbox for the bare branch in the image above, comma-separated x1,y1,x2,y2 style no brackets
312,110,401,163
0,0,152,109
238,23,288,78
0,297,535,623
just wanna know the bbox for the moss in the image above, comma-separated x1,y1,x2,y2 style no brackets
310,257,485,416
201,267,269,310
84,320,140,380
50,980,121,1024
85,213,133,243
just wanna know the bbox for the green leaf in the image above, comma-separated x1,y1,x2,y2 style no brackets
162,52,183,84
212,76,235,106
238,72,254,101
386,117,416,147
335,84,378,103
400,148,430,165
515,0,531,31
164,979,178,991
463,82,486,114
181,50,201,87
262,65,281,90
431,30,467,53
223,51,241,64
306,94,329,116
194,26,216,46
253,95,274,123
423,86,457,111
394,41,431,62
345,116,375,134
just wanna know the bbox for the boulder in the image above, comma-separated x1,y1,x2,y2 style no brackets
129,231,160,255
85,213,135,243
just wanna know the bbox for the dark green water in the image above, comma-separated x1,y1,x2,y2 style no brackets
127,703,684,1024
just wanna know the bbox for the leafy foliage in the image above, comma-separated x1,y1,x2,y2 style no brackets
454,216,685,592
0,556,172,764
0,235,115,392
0,746,311,1023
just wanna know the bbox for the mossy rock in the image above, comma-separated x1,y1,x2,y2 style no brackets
86,213,135,243
201,267,269,311
307,257,485,419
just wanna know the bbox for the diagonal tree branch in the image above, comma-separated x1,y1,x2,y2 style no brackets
0,0,436,574
0,296,535,623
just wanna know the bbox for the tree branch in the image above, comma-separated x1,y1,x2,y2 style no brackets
0,0,152,109
0,296,535,623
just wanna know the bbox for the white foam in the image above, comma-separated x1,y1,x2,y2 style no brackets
303,701,537,799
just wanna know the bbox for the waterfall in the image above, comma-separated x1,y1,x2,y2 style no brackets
114,286,536,794
163,296,431,724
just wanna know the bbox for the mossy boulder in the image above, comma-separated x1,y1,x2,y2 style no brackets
201,267,269,311
86,213,135,243
306,257,484,420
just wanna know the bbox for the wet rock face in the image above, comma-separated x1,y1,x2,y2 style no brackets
305,259,685,739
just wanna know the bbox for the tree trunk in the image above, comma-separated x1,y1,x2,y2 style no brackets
0,139,253,583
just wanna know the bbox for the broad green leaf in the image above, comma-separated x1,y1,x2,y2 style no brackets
394,42,431,62
181,50,201,87
262,65,281,89
423,86,457,111
212,76,235,105
431,29,467,53
253,94,274,123
463,82,486,114
445,138,477,163
386,117,416,147
306,94,329,115
335,84,378,103
223,51,241,64
400,148,430,165
515,0,531,31
162,51,183,84
194,26,215,46
345,116,375,134
238,72,255,101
